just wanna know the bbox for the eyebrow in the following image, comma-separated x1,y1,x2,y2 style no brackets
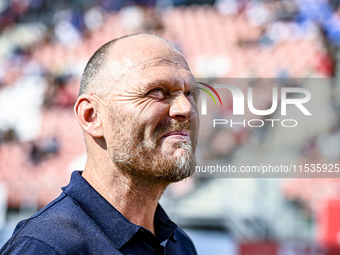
139,79,179,93
140,77,201,95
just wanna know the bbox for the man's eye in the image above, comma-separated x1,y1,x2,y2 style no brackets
187,90,198,100
147,88,165,98
150,88,163,93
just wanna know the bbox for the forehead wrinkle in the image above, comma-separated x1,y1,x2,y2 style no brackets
106,48,191,95
136,78,180,94
113,58,190,89
130,57,188,72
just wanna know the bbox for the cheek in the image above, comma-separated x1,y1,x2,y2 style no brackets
125,98,170,119
138,102,170,130
114,100,171,141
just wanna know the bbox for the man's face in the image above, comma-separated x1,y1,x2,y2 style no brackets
104,39,199,183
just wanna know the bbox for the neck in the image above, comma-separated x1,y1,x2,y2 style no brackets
82,158,168,235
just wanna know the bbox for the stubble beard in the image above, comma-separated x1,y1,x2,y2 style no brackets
108,111,197,183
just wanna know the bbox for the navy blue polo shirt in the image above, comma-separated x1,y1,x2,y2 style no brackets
1,171,197,255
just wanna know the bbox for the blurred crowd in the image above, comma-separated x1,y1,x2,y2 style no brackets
0,0,165,146
0,0,334,145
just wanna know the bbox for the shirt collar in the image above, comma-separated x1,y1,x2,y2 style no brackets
62,171,139,249
62,171,178,249
154,204,179,243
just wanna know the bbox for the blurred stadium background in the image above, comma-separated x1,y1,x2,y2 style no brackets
2,0,340,254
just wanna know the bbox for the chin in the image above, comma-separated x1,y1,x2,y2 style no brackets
160,148,187,158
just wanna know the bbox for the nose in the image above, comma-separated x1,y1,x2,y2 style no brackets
169,93,191,121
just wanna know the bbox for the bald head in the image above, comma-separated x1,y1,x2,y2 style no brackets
79,33,184,98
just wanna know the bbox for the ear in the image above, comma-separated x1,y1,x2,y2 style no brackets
74,94,105,138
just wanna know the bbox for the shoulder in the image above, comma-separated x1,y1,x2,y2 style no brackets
11,193,82,240
1,236,59,255
1,192,115,254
